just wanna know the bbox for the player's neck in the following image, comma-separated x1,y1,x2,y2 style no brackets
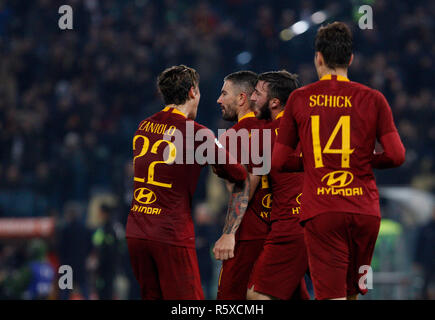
318,68,348,80
167,104,191,119
237,107,254,121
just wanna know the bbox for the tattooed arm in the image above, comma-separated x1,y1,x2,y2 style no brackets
213,175,250,261
225,173,260,201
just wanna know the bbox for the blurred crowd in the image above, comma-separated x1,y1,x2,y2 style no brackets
0,0,433,299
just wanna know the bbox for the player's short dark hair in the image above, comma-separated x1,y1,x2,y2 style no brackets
224,70,258,97
315,22,353,69
258,70,300,105
157,65,200,105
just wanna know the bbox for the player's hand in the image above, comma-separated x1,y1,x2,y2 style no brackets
213,234,235,261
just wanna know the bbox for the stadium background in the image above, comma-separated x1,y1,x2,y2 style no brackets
0,0,433,299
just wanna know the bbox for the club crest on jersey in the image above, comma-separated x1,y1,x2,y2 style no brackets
296,193,302,205
134,187,157,205
261,193,272,208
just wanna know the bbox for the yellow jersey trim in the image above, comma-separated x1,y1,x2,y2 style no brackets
163,106,187,118
276,110,284,120
171,108,187,118
320,74,350,82
238,111,256,123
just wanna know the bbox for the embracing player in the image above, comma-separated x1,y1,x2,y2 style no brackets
272,22,406,300
247,70,310,300
125,65,248,300
213,71,272,300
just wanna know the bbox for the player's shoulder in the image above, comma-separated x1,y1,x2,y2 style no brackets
230,121,244,132
192,119,207,130
285,82,321,104
349,80,382,94
192,120,216,136
348,81,388,105
251,117,268,128
297,81,319,92
263,118,279,129
235,117,265,130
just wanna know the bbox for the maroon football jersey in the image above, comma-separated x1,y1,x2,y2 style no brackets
220,112,271,241
266,112,304,241
277,75,399,222
126,107,245,248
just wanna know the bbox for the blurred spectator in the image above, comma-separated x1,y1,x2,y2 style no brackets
57,202,93,300
0,0,433,300
194,203,219,300
1,239,55,300
0,0,431,219
414,206,435,299
92,204,120,299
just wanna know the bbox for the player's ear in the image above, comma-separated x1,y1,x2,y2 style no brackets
188,87,194,99
315,51,324,67
269,98,280,110
188,86,198,99
238,92,247,106
348,54,354,67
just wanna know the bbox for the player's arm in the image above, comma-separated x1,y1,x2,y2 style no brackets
271,93,303,172
371,132,405,168
213,175,250,261
371,91,406,169
247,174,261,200
212,162,247,183
225,172,260,198
213,170,256,262
213,160,261,261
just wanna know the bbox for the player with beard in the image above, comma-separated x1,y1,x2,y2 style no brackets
213,71,272,300
247,70,310,300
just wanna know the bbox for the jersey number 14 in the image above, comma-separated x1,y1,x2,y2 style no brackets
311,115,354,168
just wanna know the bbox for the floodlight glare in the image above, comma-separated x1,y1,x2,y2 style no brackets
311,11,327,24
291,21,310,35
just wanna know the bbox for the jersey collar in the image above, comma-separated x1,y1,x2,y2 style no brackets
163,106,187,118
238,111,256,123
276,110,284,120
320,74,350,82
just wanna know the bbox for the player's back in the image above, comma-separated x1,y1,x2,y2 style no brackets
290,75,397,221
126,107,207,248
